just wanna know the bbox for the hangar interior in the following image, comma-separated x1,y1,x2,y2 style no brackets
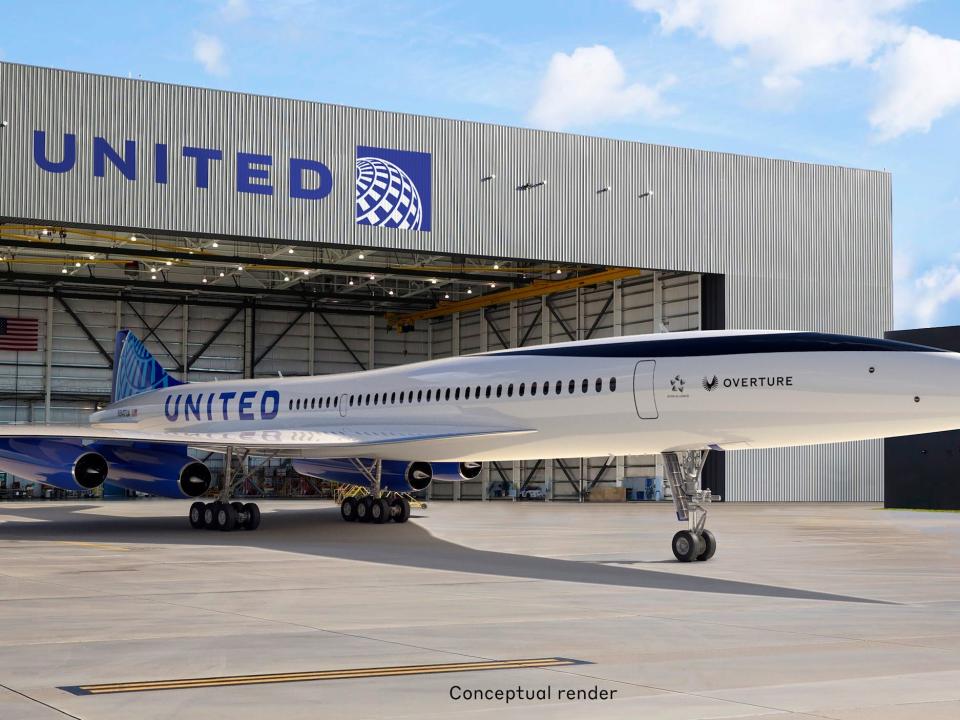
0,222,708,501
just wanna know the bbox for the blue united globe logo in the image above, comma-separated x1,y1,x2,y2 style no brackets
356,156,424,230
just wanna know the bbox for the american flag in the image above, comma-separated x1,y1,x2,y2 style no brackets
0,317,39,351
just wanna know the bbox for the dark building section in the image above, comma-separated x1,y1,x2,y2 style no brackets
884,326,960,510
701,450,725,502
700,274,726,332
699,273,726,499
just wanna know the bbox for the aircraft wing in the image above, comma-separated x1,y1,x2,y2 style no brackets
0,424,535,456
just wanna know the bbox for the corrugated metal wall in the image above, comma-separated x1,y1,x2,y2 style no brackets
0,62,892,501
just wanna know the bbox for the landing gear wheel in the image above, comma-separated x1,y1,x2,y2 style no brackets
216,503,238,531
242,502,261,531
696,529,716,561
189,501,206,529
231,501,244,515
390,497,410,523
341,497,358,522
371,497,390,524
203,502,218,529
672,530,700,562
356,496,373,523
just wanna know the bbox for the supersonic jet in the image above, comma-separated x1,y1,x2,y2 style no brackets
0,328,955,562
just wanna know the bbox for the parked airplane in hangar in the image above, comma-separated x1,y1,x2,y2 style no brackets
0,329,955,562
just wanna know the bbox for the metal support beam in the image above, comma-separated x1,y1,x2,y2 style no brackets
452,312,460,356
491,461,510,484
554,459,581,498
254,308,307,369
247,302,257,379
368,315,375,370
181,302,189,381
518,459,543,492
187,305,244,369
584,292,614,340
387,267,644,331
587,456,616,492
55,294,113,368
307,309,315,375
545,299,576,342
654,271,664,332
317,311,366,370
43,295,53,422
487,318,510,350
0,234,515,284
518,306,542,347
124,300,182,371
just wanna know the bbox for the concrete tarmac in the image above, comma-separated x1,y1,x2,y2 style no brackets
0,499,958,719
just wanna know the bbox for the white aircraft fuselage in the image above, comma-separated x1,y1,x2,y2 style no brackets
89,329,960,461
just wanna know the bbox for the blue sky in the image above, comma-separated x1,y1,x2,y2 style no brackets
2,0,959,329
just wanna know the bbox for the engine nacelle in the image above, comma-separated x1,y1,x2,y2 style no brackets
93,443,212,498
293,459,434,492
0,438,108,492
432,461,483,482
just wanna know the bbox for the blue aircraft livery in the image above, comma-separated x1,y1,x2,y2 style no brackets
355,146,432,231
112,331,184,403
164,390,280,423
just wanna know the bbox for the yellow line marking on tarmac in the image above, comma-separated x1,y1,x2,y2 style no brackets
57,541,130,553
62,657,588,695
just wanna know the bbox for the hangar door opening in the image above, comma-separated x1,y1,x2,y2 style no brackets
0,221,722,502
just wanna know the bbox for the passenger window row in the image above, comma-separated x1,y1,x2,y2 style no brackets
287,376,618,411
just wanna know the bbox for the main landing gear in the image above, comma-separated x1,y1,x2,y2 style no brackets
340,493,411,524
338,458,412,525
189,500,261,531
663,450,718,562
187,444,262,532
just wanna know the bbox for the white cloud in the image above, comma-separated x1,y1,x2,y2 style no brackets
193,33,228,76
527,45,676,130
220,0,250,22
870,27,960,141
894,252,960,328
633,0,910,89
632,0,960,140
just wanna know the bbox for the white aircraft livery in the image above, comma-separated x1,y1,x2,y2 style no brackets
0,328,954,562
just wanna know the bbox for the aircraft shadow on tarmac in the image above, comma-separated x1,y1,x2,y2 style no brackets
0,503,887,604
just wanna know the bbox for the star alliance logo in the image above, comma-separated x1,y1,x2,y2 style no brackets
702,375,719,391
670,375,685,392
355,146,432,231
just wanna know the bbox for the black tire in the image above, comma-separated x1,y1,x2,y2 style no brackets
391,497,410,523
341,497,358,522
217,503,238,531
242,502,261,531
203,502,218,529
672,530,700,562
231,501,244,515
356,496,373,523
372,498,391,524
696,529,717,561
189,501,206,529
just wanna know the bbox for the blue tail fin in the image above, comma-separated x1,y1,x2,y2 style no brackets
111,330,184,403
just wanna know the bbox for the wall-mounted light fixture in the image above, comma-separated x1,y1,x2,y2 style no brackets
481,173,496,182
638,189,654,199
598,186,611,194
517,180,547,191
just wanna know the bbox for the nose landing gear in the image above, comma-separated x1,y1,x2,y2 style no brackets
663,450,718,562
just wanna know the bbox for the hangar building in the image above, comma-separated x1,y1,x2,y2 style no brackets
0,62,890,501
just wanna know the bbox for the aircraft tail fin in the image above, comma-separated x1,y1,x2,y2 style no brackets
111,330,184,403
